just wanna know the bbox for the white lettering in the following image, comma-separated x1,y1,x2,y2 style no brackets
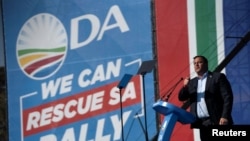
91,65,106,84
52,103,64,122
78,69,91,87
97,5,129,40
111,111,131,140
212,129,247,136
40,107,53,127
38,111,132,141
70,5,129,49
62,128,76,141
77,97,92,115
212,129,218,136
40,134,57,141
64,99,77,118
109,82,136,105
91,91,104,111
60,74,73,94
95,119,111,141
25,91,105,131
78,124,88,141
41,74,73,99
78,59,121,88
71,14,100,49
26,111,40,130
106,59,121,79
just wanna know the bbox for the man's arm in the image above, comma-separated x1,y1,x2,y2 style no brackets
178,87,190,101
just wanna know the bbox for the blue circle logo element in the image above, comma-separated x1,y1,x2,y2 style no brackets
16,13,68,80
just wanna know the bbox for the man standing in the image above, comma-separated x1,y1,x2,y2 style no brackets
178,55,234,141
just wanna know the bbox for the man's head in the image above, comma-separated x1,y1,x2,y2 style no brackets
193,55,208,76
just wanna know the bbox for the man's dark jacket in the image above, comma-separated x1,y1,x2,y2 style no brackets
178,71,234,128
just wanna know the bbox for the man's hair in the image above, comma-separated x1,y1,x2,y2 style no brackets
193,55,208,64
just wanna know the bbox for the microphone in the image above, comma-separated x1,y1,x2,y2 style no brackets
161,77,183,101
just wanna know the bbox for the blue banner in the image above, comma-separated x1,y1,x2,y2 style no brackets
2,0,157,140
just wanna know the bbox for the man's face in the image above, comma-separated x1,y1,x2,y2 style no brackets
193,57,207,75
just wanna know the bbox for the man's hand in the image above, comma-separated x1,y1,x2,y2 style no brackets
219,118,228,125
183,77,190,87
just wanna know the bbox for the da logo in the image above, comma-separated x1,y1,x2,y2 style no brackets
16,13,67,80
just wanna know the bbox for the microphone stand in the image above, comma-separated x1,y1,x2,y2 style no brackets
118,88,125,141
160,78,183,101
136,60,155,141
135,112,147,137
117,74,133,141
141,73,149,141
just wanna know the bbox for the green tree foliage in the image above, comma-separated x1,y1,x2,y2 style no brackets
0,67,7,140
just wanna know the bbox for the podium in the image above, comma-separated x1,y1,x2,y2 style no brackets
153,100,196,141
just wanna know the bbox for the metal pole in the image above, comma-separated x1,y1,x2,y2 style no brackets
142,74,149,141
119,88,125,141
